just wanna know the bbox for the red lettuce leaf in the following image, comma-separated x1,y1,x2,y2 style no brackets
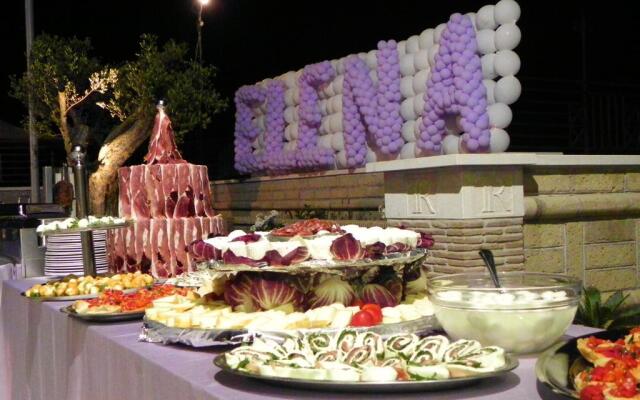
187,240,222,262
223,274,257,312
385,242,411,254
306,276,357,309
330,233,365,261
260,246,310,266
379,275,403,303
222,249,262,267
361,283,398,308
230,233,262,243
365,242,386,259
250,277,304,310
417,232,435,249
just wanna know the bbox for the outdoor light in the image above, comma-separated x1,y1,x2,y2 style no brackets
195,0,211,63
198,0,210,5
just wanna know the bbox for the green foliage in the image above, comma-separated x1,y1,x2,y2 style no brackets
10,33,227,147
290,204,328,220
10,34,100,140
575,286,640,330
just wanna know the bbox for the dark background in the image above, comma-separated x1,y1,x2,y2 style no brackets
1,0,640,184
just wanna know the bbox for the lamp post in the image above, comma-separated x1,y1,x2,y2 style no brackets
25,0,39,203
195,0,210,64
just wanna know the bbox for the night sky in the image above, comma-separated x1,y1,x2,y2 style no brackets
1,0,640,181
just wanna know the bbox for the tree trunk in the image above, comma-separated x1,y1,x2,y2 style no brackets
88,114,154,216
57,92,73,157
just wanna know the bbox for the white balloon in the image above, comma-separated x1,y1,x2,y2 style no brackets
332,132,345,151
476,5,497,30
400,76,415,98
495,23,521,50
285,88,296,106
442,134,461,154
289,122,299,139
466,12,477,31
494,75,521,105
413,95,426,117
483,79,496,104
284,124,293,141
366,50,377,69
400,53,416,77
318,134,333,150
336,150,348,168
400,142,417,159
320,118,330,135
413,69,430,94
366,149,378,163
401,98,417,121
428,44,440,67
335,58,345,75
407,35,420,54
494,50,521,77
494,0,521,24
369,69,378,84
397,40,407,56
332,75,344,95
324,82,336,98
434,23,447,44
402,120,416,142
487,103,513,128
281,71,297,88
330,113,343,133
293,90,300,105
285,141,297,152
489,127,510,152
284,106,295,124
330,95,343,114
419,28,435,49
476,29,497,55
481,54,497,80
318,99,329,115
413,50,430,71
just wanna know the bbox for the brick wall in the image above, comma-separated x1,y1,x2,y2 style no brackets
523,168,640,303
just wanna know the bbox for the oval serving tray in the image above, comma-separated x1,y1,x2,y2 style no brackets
60,305,145,322
535,329,626,399
21,286,148,302
213,354,518,393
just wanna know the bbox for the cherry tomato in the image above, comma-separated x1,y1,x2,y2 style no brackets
350,310,376,327
361,304,383,324
580,385,605,400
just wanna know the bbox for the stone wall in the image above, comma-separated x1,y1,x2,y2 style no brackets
523,168,640,302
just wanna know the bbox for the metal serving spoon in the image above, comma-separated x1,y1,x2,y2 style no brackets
479,249,502,289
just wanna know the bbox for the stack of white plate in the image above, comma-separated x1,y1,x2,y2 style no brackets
44,231,109,276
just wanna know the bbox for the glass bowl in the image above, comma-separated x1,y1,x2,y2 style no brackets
427,272,581,354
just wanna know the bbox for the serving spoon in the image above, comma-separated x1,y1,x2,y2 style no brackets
479,249,502,289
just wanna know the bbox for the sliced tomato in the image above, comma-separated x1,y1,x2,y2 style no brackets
350,310,376,327
361,304,383,324
580,385,605,400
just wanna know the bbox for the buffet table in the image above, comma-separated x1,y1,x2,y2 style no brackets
0,279,597,400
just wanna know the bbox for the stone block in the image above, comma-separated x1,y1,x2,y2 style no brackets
584,219,635,243
484,218,523,227
448,236,485,244
446,228,485,237
524,248,565,273
529,173,625,194
566,222,584,279
625,173,640,192
431,220,484,229
524,223,565,248
484,233,524,243
585,268,638,291
585,242,635,269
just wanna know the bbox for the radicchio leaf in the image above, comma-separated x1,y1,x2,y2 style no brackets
378,275,403,304
230,233,262,243
250,278,304,310
187,240,221,262
306,276,357,309
361,284,398,308
222,249,262,267
365,242,386,259
224,274,257,312
330,233,365,261
385,242,411,254
417,232,435,249
260,246,310,267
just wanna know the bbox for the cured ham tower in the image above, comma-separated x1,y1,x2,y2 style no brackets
111,103,225,277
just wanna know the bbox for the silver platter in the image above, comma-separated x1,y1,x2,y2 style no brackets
140,314,440,348
535,329,625,399
213,354,518,393
60,305,145,322
21,286,145,302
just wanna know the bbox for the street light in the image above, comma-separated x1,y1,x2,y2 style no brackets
195,0,211,64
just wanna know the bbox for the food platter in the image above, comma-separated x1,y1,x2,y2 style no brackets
60,305,145,322
140,314,441,348
535,329,622,399
21,286,142,302
213,354,519,393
